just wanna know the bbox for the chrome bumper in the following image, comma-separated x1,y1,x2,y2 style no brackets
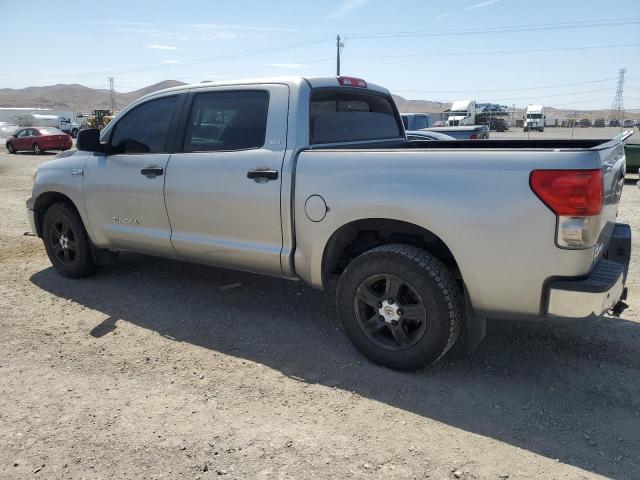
546,223,631,320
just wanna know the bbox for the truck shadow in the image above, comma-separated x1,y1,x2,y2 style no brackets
30,254,640,479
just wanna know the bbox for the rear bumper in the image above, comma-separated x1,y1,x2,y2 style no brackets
546,223,631,320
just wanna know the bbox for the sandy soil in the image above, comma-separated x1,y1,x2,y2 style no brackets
1,147,639,480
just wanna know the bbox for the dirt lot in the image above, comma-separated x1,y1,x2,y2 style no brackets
1,144,639,480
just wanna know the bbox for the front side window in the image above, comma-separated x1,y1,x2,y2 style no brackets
310,90,401,144
183,90,269,152
17,129,29,137
110,96,178,154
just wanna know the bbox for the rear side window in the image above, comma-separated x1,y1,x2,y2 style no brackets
310,90,401,144
183,90,269,152
414,115,428,130
110,96,177,154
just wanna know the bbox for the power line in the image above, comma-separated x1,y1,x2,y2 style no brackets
346,42,640,61
0,35,332,81
394,77,618,94
344,18,640,39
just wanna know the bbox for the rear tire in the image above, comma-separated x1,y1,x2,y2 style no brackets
42,203,98,278
33,143,42,155
336,244,463,371
71,128,79,138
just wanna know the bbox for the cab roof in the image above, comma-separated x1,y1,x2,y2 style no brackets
141,76,390,99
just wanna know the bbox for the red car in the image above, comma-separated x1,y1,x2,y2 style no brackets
6,127,72,154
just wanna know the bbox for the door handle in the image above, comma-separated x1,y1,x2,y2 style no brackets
247,169,278,182
141,165,164,177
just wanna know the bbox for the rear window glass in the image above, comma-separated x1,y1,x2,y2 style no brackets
183,90,269,152
310,90,401,144
39,127,64,135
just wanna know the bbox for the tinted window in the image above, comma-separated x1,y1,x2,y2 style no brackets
310,90,401,144
110,96,177,154
17,129,29,137
183,90,269,152
414,115,428,130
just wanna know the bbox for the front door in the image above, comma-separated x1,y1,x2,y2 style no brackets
83,94,180,257
164,85,288,276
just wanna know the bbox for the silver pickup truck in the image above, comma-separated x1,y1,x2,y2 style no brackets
26,76,632,370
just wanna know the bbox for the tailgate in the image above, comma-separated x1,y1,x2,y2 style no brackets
593,130,633,254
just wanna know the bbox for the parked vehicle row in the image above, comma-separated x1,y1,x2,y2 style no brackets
6,127,72,154
26,75,633,371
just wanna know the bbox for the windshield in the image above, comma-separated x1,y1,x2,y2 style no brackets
449,111,468,117
310,90,402,144
527,113,543,119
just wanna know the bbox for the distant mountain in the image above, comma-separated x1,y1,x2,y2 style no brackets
0,81,186,112
0,82,635,121
392,95,451,113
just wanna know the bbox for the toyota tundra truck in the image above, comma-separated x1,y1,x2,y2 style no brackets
26,76,633,370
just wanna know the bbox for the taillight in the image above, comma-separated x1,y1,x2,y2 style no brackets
470,133,478,140
337,76,367,88
530,169,604,249
530,169,603,216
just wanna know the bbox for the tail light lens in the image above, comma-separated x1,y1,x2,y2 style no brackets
337,76,367,88
530,169,604,249
470,133,478,140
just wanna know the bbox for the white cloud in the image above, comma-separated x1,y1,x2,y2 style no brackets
465,0,500,11
328,0,370,19
197,32,238,40
148,45,179,50
161,60,181,64
186,23,310,33
434,13,453,20
269,63,309,69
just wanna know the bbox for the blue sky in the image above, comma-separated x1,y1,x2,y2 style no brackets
1,0,639,109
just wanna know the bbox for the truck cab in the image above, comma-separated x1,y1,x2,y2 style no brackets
446,100,476,126
524,104,545,132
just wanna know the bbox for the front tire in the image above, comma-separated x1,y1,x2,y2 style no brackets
336,244,463,371
6,142,16,153
42,203,98,278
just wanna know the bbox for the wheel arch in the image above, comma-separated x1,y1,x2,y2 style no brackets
321,218,462,290
33,191,82,238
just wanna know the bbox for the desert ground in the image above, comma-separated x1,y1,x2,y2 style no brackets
1,132,639,479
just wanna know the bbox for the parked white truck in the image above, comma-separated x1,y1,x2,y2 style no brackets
524,104,546,132
26,76,632,370
446,100,476,126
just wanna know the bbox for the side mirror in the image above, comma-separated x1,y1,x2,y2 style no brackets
77,128,104,153
12,133,18,138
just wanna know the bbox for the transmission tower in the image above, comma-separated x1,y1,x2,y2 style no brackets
108,77,116,113
609,68,626,121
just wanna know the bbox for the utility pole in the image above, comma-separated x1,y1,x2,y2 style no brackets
108,76,116,113
336,35,344,76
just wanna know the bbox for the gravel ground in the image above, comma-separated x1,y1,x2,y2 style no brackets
1,146,639,480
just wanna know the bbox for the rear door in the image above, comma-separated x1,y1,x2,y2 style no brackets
83,94,182,256
164,85,288,276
